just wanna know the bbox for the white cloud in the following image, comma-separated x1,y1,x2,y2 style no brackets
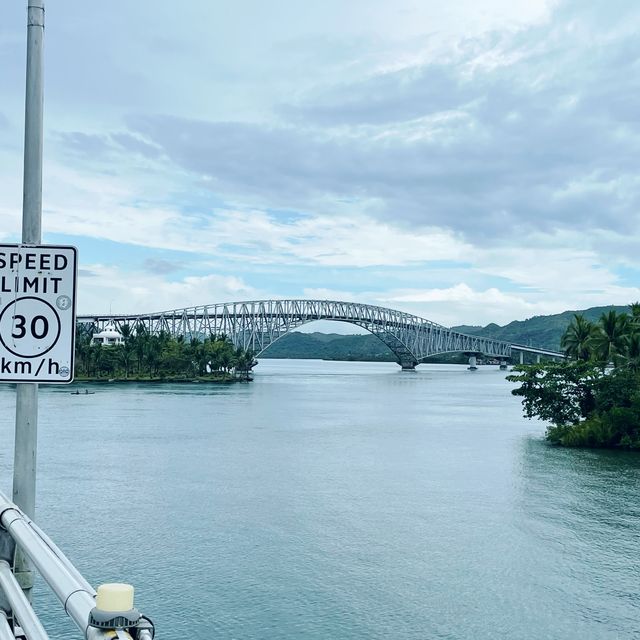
1,0,638,331
474,245,625,293
380,277,640,327
18,158,474,267
380,284,534,326
77,265,259,315
387,283,526,306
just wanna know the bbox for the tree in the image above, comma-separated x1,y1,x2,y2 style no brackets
560,314,596,361
118,324,134,378
144,335,163,376
74,327,255,381
509,305,640,449
133,326,149,374
624,333,640,373
592,310,629,366
89,342,103,377
74,329,92,376
507,361,600,425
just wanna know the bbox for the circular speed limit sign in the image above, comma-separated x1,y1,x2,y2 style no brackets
0,296,61,358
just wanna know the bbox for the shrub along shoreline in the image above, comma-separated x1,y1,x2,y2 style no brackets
74,326,256,383
507,305,640,449
72,373,249,384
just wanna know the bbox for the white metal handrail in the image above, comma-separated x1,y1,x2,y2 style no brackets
0,492,153,639
0,562,47,640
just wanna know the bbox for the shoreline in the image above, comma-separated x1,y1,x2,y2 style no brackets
72,374,252,384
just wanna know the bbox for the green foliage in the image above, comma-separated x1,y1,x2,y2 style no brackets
544,367,640,448
510,304,640,450
560,309,639,368
507,362,599,425
262,331,397,361
74,328,255,381
590,310,629,365
560,314,596,361
592,366,639,412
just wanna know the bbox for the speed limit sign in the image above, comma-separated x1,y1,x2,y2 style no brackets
0,244,77,383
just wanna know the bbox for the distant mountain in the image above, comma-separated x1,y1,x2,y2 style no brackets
260,305,631,361
452,305,630,351
261,331,396,361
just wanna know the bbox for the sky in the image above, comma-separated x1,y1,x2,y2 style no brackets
1,0,639,330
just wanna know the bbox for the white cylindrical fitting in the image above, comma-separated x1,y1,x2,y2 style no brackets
95,583,134,612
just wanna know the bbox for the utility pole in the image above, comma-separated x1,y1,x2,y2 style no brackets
13,0,45,597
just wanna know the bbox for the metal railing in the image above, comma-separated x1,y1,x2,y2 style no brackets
0,492,153,639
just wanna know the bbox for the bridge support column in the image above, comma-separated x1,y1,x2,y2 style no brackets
468,355,478,371
519,351,524,365
499,360,507,370
536,354,541,364
399,360,417,370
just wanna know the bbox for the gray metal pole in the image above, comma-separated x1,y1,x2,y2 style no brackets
21,0,44,246
13,0,45,598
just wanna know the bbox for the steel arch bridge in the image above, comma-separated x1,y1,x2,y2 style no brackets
77,299,512,369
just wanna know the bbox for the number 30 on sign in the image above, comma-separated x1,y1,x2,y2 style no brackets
0,245,77,383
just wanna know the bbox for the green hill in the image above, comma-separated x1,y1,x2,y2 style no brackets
260,304,631,361
261,331,396,361
452,305,630,351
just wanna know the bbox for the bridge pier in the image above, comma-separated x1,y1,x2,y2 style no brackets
468,355,478,371
519,351,524,365
399,360,417,370
499,360,508,370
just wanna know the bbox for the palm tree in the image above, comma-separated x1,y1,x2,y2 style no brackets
133,326,148,374
592,310,629,366
561,314,596,361
74,329,92,376
187,338,200,376
630,302,640,335
219,348,234,373
144,335,163,376
234,347,256,379
89,342,103,377
118,324,133,377
624,333,640,373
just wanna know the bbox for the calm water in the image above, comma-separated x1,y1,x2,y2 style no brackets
0,359,639,639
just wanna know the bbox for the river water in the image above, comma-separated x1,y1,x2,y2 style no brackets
0,359,639,639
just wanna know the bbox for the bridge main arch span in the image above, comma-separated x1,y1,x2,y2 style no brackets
78,299,512,368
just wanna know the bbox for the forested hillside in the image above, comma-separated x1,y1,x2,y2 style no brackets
454,305,629,351
261,332,396,361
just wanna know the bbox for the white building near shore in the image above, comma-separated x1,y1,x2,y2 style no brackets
91,324,124,346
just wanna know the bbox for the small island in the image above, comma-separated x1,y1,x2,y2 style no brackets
74,325,256,383
508,304,640,449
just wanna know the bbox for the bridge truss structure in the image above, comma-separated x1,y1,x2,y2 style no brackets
78,299,513,368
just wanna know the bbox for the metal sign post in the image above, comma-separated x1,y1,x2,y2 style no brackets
13,0,46,597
